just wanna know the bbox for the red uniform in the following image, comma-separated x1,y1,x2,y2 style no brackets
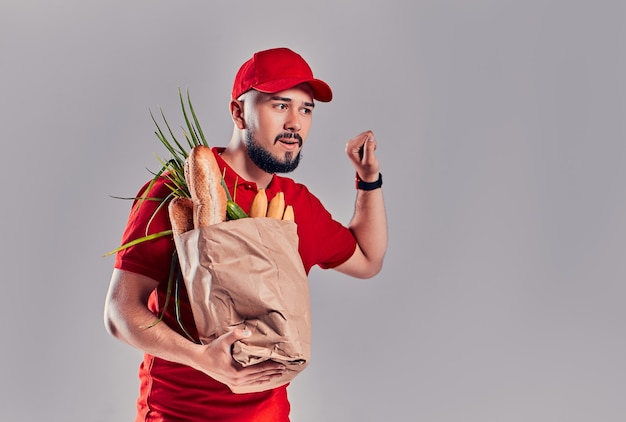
115,147,357,421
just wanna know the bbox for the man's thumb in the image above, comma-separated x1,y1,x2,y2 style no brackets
227,328,252,344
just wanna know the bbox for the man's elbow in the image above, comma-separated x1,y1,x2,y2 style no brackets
345,257,385,279
103,301,123,339
361,259,384,279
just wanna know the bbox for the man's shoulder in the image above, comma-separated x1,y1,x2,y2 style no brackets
141,172,178,194
271,175,329,215
273,174,313,196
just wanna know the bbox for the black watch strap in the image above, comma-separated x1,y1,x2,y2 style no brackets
356,172,383,190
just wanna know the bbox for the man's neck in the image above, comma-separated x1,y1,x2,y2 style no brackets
220,142,274,189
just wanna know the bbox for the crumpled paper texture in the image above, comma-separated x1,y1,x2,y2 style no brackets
173,217,311,394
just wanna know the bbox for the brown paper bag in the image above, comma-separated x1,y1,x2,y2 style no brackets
173,217,311,394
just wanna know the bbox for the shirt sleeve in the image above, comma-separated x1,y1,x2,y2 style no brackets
114,177,175,284
286,182,357,273
309,195,357,270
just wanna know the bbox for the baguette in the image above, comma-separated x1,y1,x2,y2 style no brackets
186,145,228,227
168,197,194,235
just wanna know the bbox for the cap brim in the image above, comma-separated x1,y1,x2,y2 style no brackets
254,78,333,102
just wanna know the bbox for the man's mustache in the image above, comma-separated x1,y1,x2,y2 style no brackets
274,132,303,147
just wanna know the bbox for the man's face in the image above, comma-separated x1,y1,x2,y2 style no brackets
242,85,315,174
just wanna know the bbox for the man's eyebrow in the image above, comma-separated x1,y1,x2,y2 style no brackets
269,95,315,108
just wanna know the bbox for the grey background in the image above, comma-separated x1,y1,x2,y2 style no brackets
2,1,625,421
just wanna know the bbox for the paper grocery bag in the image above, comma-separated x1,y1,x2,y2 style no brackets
173,217,311,394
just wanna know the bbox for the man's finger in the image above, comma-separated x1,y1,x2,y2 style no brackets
222,328,252,346
361,133,377,162
346,131,373,162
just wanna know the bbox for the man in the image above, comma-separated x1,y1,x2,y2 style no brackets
104,47,387,421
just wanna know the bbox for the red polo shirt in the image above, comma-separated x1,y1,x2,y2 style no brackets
114,147,357,421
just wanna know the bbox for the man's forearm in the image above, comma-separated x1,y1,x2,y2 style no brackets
104,269,203,368
344,185,388,277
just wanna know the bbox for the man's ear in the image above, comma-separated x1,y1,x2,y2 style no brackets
230,99,246,130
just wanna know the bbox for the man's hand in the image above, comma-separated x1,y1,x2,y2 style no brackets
345,130,380,182
192,328,286,391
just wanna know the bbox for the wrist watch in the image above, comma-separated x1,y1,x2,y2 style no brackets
355,172,383,191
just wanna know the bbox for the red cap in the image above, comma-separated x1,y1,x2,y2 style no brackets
231,47,333,102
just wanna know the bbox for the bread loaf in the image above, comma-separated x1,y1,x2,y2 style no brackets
186,145,228,227
168,197,194,235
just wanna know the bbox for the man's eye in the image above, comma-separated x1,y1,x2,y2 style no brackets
301,108,313,115
275,103,288,110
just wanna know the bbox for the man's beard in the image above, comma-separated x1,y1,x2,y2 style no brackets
245,130,302,174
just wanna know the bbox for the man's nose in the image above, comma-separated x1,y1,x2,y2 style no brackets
284,109,301,132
